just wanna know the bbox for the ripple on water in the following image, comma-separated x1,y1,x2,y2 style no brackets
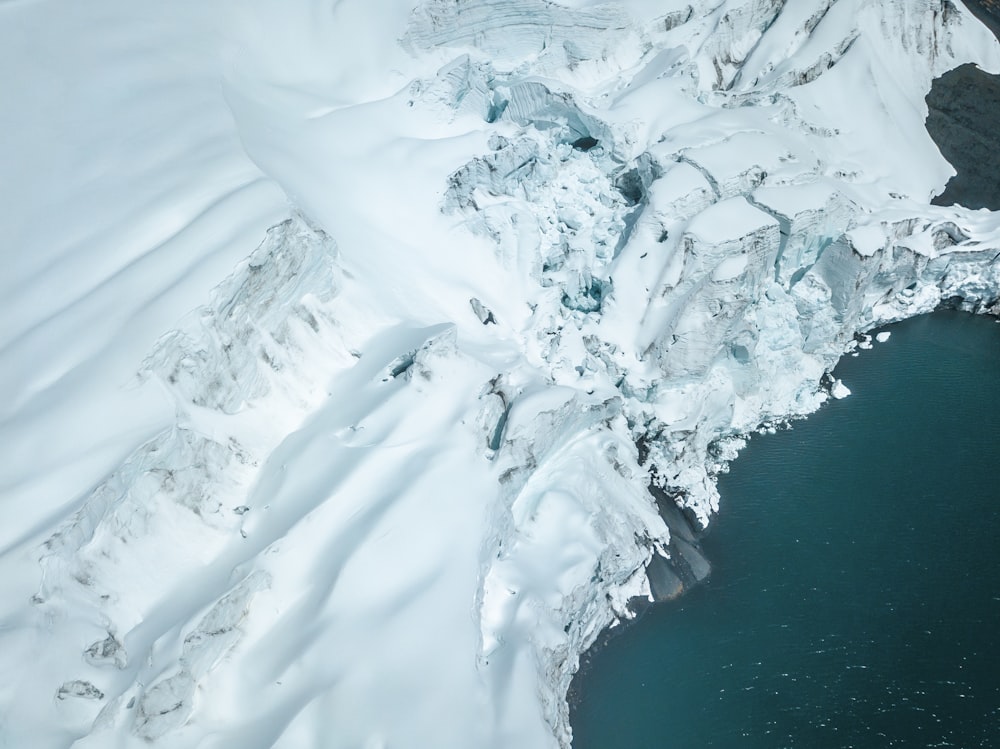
570,311,1000,749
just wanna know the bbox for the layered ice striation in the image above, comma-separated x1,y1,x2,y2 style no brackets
3,1,1000,748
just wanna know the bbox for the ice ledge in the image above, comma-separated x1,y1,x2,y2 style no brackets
686,195,780,244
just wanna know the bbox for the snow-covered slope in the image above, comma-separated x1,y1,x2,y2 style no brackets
2,1,999,747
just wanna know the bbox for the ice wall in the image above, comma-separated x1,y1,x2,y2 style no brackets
410,3,1000,741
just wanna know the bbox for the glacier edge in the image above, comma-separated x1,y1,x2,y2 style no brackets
2,1,1000,748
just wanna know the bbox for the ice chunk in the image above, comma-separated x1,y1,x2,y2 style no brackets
830,378,851,399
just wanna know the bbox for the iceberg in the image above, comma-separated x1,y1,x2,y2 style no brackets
1,1,999,747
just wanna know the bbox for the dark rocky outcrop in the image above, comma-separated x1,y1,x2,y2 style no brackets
961,0,1000,40
927,1,1000,210
644,486,712,603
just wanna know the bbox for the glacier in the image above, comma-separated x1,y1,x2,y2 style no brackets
1,1,999,747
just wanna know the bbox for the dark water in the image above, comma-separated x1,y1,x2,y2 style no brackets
570,311,1000,749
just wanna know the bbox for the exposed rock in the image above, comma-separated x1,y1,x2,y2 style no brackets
646,554,685,601
57,680,104,701
132,673,195,741
927,62,1000,210
84,633,127,669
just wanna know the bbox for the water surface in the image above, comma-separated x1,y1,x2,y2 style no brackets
570,311,1000,748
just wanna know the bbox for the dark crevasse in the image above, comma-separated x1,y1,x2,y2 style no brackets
569,311,1000,749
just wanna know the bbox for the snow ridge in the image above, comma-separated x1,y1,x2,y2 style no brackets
16,215,357,747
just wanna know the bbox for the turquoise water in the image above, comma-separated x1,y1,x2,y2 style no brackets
570,311,1000,748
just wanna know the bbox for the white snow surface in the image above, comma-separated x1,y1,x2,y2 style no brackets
2,1,1000,747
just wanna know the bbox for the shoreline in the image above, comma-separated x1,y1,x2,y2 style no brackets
569,309,1000,748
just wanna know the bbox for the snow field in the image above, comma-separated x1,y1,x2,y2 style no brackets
2,1,1000,748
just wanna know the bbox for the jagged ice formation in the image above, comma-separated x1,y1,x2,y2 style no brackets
2,1,1000,747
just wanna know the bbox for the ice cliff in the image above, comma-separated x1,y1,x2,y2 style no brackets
2,1,1000,748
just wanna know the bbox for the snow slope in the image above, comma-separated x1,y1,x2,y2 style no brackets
2,1,999,747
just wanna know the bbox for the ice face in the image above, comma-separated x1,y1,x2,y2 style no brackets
2,1,1000,748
